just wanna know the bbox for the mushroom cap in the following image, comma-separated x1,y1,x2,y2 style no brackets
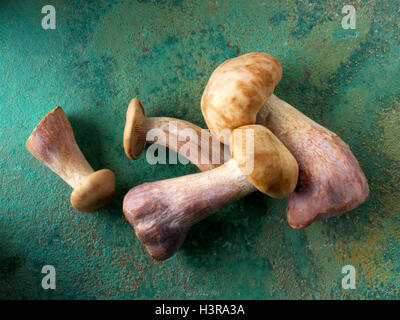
70,169,116,212
124,98,147,160
201,52,282,143
230,125,298,198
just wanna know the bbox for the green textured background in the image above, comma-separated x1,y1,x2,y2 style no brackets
0,0,399,299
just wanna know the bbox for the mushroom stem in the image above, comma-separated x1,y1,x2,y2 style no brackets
123,159,255,260
256,95,370,229
124,98,230,171
26,107,94,188
26,107,116,212
144,117,230,171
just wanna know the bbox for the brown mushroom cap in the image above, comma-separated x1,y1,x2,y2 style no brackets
124,98,147,160
230,125,298,198
70,169,116,212
201,52,282,143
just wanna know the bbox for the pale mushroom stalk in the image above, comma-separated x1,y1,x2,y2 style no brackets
123,125,299,260
26,107,115,212
123,160,254,260
256,94,370,229
201,52,369,229
124,98,230,171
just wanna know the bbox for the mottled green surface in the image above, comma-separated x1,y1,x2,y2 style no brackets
0,0,399,299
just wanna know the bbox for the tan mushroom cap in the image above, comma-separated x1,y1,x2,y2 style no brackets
201,52,282,143
124,98,147,160
70,169,116,212
230,125,298,198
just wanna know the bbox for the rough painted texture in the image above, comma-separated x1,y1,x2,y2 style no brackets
0,0,399,299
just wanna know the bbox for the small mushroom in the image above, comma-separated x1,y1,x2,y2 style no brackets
123,125,299,260
124,98,230,171
201,52,369,229
26,107,116,212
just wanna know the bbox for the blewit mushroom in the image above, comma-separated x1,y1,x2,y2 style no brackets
201,52,370,229
124,98,230,171
26,107,115,212
123,125,299,260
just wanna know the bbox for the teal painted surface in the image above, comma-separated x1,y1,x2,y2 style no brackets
0,0,399,299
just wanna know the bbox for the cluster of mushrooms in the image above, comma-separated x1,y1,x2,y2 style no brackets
26,52,369,261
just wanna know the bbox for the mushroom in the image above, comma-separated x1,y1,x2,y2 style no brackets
26,107,116,212
124,98,230,171
201,52,369,229
123,125,299,260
